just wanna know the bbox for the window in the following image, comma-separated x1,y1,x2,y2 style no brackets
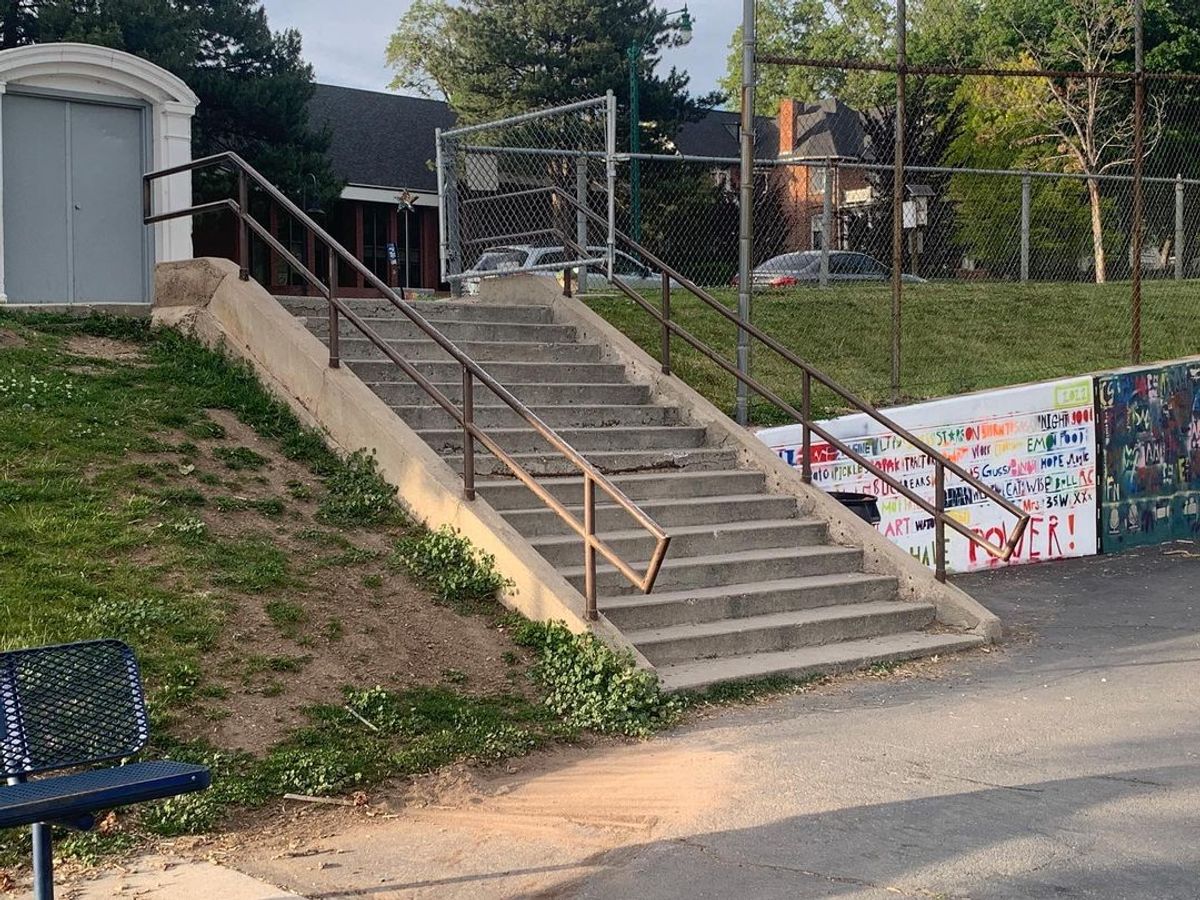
613,252,649,278
532,249,569,268
399,207,422,287
476,249,528,272
362,203,392,284
829,253,859,275
810,167,828,196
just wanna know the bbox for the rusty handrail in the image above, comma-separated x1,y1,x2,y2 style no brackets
541,187,1030,580
142,152,670,617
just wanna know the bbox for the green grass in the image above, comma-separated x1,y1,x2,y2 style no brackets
587,280,1200,421
0,312,702,868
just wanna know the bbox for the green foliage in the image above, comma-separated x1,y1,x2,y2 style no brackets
393,525,510,608
512,620,678,737
316,450,398,527
15,0,339,203
388,0,718,141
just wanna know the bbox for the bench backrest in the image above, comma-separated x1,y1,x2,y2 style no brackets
0,640,149,779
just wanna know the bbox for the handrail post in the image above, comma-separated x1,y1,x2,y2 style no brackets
462,368,476,501
934,461,946,582
661,271,672,374
237,170,250,281
327,250,340,369
801,370,812,484
584,475,597,620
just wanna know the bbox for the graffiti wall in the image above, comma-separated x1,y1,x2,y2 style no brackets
758,376,1099,574
1097,362,1200,551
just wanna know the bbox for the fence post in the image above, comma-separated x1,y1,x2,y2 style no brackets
1130,0,1145,364
1176,174,1185,282
891,0,907,405
576,155,589,293
820,158,832,288
443,135,464,298
736,0,757,426
1020,175,1031,283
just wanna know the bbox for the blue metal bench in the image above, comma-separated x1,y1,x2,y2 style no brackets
1,639,211,899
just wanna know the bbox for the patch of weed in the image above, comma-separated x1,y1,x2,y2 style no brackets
316,450,398,527
511,619,679,738
213,446,269,471
392,525,510,610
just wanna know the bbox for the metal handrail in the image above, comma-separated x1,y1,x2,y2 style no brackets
534,186,1029,580
142,152,670,618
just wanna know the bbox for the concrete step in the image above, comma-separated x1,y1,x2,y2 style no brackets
280,297,554,323
328,337,603,363
347,359,629,385
393,403,679,431
442,446,740,478
627,601,935,667
475,470,768,510
307,317,578,344
529,518,826,568
601,573,899,631
367,380,651,408
418,424,709,455
656,632,986,693
563,545,863,596
502,492,799,536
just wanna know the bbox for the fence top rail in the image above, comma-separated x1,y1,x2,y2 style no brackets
757,54,1200,83
453,145,1200,187
442,94,611,139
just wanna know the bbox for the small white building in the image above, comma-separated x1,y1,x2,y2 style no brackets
0,43,198,307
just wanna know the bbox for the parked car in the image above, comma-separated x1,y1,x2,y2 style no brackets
465,244,674,294
734,251,927,287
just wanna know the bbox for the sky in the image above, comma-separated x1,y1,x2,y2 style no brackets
258,0,740,100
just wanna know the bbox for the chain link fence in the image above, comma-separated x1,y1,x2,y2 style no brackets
437,96,614,289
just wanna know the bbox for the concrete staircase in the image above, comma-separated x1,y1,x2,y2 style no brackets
279,295,983,691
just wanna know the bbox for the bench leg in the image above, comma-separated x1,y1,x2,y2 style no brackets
32,822,53,900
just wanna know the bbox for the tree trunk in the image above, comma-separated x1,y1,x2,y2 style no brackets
1087,177,1106,284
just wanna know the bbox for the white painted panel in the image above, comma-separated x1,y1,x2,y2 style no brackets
758,376,1099,573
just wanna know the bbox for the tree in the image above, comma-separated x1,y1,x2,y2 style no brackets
11,1,337,204
968,0,1166,283
0,0,39,46
387,0,718,143
720,0,895,115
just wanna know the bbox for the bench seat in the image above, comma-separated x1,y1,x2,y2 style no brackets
0,760,210,829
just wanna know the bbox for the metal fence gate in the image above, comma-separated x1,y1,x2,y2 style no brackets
436,93,617,292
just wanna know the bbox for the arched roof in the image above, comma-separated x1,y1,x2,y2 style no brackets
0,42,198,108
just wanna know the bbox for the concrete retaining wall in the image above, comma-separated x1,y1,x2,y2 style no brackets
152,258,644,658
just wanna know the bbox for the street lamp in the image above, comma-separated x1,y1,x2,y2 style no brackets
396,190,417,291
629,5,693,243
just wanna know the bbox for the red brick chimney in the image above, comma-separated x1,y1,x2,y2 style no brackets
778,98,797,155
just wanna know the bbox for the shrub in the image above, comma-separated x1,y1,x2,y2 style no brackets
317,450,397,526
393,525,509,608
512,620,679,738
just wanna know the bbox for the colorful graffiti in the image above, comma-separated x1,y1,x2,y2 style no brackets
1097,362,1200,550
758,377,1099,574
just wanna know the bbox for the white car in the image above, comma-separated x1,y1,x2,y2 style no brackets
465,245,671,294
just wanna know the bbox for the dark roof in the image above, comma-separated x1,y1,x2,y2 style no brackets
672,109,779,160
309,84,456,193
786,99,865,160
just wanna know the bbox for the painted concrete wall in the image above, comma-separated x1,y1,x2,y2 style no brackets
758,375,1100,574
1097,360,1200,551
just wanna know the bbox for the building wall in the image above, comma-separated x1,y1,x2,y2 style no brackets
194,196,444,296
